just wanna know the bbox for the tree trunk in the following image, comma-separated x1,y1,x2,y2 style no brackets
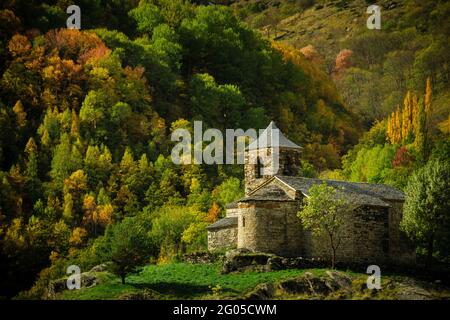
328,233,336,269
331,247,336,269
121,274,126,285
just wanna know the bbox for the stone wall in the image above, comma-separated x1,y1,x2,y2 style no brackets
307,206,391,265
226,207,239,217
244,147,302,195
237,200,304,257
208,227,238,251
387,200,416,265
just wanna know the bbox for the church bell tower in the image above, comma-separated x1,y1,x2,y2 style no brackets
244,122,302,195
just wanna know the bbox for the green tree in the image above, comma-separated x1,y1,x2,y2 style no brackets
211,177,244,208
150,205,199,258
129,1,164,35
297,183,353,268
50,133,83,190
401,159,450,265
108,216,157,284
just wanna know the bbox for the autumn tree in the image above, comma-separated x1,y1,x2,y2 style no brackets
334,49,353,75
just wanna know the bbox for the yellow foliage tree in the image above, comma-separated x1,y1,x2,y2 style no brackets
69,227,87,247
205,202,220,223
13,100,27,128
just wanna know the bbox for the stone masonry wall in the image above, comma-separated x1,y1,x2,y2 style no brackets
244,147,302,195
387,200,416,265
208,227,238,251
307,206,390,265
237,200,304,257
226,208,239,217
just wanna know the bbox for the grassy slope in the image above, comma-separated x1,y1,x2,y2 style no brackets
58,263,332,300
56,262,450,300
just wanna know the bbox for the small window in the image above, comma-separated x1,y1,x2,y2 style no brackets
255,157,263,178
283,155,292,175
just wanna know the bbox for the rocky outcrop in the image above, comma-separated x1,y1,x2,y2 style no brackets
222,249,328,273
278,271,353,296
89,262,112,273
244,283,276,300
243,271,353,299
47,267,104,299
182,251,220,264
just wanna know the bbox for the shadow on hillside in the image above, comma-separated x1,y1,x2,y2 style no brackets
130,282,238,298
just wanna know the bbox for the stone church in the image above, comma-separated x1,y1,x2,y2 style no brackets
207,122,415,265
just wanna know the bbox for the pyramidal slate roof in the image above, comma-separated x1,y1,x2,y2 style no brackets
274,175,404,207
247,121,301,150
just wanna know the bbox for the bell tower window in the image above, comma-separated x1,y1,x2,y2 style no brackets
283,155,292,175
255,157,263,178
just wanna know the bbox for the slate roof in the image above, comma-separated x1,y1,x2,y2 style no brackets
206,217,238,230
238,184,294,202
274,175,404,207
248,121,301,150
225,201,239,209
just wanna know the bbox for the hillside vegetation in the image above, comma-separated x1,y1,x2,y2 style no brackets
0,0,361,298
54,262,450,300
0,0,448,300
232,0,450,127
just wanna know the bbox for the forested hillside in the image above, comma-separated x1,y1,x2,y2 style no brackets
0,0,360,298
0,0,448,299
232,0,450,127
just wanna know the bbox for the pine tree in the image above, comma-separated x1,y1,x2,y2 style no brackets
70,109,80,138
13,100,27,128
24,138,41,202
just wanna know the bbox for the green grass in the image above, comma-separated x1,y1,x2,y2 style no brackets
56,263,450,300
59,262,329,300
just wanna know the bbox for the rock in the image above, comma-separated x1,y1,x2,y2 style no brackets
324,271,353,293
303,272,331,295
222,250,274,273
277,272,352,297
267,256,283,271
244,283,275,300
47,279,67,299
89,262,111,273
80,272,98,288
46,272,100,299
183,252,218,264
222,250,329,274
278,276,312,295
396,279,435,300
